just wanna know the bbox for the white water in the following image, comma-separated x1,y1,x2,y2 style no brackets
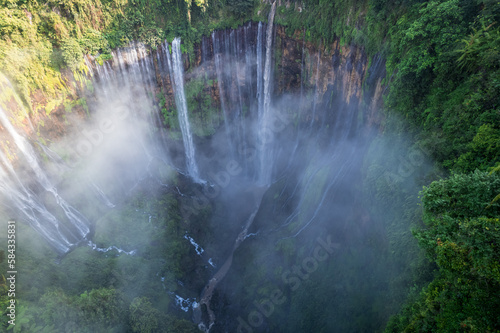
88,240,136,255
166,38,201,182
90,181,115,208
175,295,198,312
208,258,216,267
0,150,74,252
310,41,322,128
184,233,204,255
256,22,264,126
0,106,90,252
212,31,233,159
0,42,180,253
259,1,277,185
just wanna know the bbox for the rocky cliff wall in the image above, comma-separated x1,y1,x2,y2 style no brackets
2,23,386,158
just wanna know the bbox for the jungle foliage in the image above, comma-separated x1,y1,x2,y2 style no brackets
385,0,500,174
0,184,205,332
385,172,500,332
374,1,500,330
0,0,255,115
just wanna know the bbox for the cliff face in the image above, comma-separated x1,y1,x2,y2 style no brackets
178,23,385,131
2,23,386,163
273,26,385,126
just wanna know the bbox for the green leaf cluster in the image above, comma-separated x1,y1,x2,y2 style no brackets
184,77,220,136
386,172,500,332
385,0,500,173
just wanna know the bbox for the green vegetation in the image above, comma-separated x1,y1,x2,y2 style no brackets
270,0,499,176
271,0,392,53
386,172,500,332
0,0,256,117
227,0,255,19
0,0,121,114
184,77,220,136
277,0,499,330
367,1,500,330
0,184,205,332
385,0,500,173
268,0,499,176
0,250,8,329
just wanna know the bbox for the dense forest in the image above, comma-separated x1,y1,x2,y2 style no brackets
0,0,499,332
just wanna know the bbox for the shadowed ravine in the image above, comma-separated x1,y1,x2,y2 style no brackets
194,186,268,332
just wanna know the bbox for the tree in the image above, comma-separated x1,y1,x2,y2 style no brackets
386,171,500,332
386,0,466,125
61,37,84,71
35,288,126,332
129,297,161,333
185,0,208,23
226,0,255,19
76,288,126,331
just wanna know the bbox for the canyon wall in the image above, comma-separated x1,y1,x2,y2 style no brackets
13,22,385,147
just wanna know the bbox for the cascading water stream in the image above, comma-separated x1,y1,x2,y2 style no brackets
0,149,74,253
256,22,264,122
231,30,245,156
90,42,179,168
310,40,322,128
211,23,264,179
212,31,234,160
0,42,187,253
259,1,277,185
166,38,201,182
0,106,90,252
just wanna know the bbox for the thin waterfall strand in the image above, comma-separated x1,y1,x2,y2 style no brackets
167,38,201,182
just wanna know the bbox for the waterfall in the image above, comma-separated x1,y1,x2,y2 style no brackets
0,106,90,253
210,24,262,178
205,18,277,184
241,23,253,174
166,38,201,182
310,40,322,128
0,41,176,253
231,30,244,158
300,27,306,109
212,31,233,159
0,158,73,253
244,22,254,109
256,22,264,131
0,41,185,254
0,17,382,271
259,1,277,185
90,43,161,163
90,181,115,208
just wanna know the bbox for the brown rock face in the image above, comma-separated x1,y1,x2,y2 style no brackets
5,23,385,154
171,23,385,131
273,26,385,127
